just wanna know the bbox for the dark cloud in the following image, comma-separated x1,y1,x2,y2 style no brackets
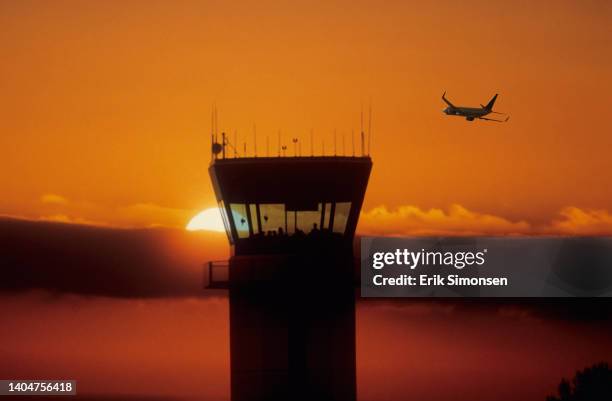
358,298,612,324
0,218,225,298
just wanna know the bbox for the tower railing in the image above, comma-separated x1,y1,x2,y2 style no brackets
203,257,363,289
204,260,230,289
211,131,372,160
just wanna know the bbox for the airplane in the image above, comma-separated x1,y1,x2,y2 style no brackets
442,92,509,122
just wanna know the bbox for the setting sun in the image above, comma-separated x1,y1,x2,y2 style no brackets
186,208,225,232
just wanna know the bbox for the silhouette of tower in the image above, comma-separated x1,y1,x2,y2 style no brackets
207,153,372,401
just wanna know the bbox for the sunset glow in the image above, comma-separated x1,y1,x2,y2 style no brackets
186,208,225,232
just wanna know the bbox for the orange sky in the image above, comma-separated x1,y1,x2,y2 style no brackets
1,0,611,233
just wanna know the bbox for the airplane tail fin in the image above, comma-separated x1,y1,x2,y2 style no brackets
484,94,498,110
442,92,456,108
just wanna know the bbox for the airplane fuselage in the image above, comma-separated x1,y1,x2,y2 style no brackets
443,106,490,121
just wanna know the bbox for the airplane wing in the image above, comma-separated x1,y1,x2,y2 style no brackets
479,116,509,123
441,92,456,108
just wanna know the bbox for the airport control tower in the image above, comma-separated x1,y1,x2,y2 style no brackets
205,132,372,401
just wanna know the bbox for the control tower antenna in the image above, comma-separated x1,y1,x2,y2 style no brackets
310,129,314,156
220,132,240,158
352,129,355,156
210,105,227,160
214,104,218,143
213,105,217,149
234,131,238,158
342,132,346,156
216,105,222,158
222,132,226,159
360,103,365,156
368,101,372,156
334,129,337,156
253,124,257,157
266,135,270,157
278,130,281,157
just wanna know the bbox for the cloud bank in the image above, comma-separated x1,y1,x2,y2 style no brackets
358,204,612,236
549,207,612,236
358,204,530,236
35,193,199,229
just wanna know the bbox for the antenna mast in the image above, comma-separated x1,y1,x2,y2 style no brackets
334,129,337,156
214,104,218,143
234,131,238,158
310,129,314,156
215,105,220,158
292,138,298,157
360,103,365,156
253,124,257,157
211,105,214,160
222,132,226,159
368,102,372,156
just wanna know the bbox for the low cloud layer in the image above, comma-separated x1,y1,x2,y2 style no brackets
358,204,612,236
0,217,227,298
40,193,68,205
36,193,198,229
549,207,612,236
359,204,530,236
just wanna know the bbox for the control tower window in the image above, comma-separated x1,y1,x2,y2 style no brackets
322,202,332,230
296,203,322,234
286,210,296,234
230,203,250,238
218,201,233,244
228,202,352,239
249,204,260,234
259,204,285,235
332,202,351,234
